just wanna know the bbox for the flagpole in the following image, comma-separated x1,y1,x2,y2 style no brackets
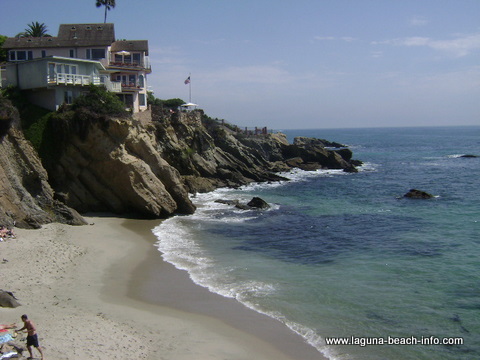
189,72,192,103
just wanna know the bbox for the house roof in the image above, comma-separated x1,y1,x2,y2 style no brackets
3,23,116,49
7,55,107,70
58,23,115,46
111,40,149,55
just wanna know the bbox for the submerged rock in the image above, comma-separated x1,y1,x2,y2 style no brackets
404,189,435,199
216,197,270,210
247,197,270,209
460,154,478,158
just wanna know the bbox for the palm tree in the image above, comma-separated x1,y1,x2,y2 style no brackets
16,22,51,38
96,0,116,23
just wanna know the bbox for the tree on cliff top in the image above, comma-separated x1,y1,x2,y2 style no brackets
16,22,51,37
147,92,186,110
96,0,116,23
0,35,7,62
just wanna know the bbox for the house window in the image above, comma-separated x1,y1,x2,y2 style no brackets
133,53,141,65
139,94,146,106
9,50,33,61
69,49,75,58
48,63,56,82
129,75,136,86
138,75,144,88
64,91,73,105
117,75,128,85
87,48,106,60
41,50,46,58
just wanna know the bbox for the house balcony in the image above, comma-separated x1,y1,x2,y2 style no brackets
47,73,101,86
103,57,152,73
120,83,144,92
100,76,122,93
46,73,124,94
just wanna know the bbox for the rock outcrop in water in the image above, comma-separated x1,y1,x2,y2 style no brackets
0,97,361,224
404,189,435,199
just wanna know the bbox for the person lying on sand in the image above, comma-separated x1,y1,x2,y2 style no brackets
0,324,15,330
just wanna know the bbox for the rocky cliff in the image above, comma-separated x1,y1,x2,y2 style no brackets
0,97,86,228
1,98,361,226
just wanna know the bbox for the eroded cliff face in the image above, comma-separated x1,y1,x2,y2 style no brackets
49,115,196,217
45,107,361,219
0,98,86,228
152,112,290,193
1,98,360,224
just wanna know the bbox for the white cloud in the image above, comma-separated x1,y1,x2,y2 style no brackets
428,33,480,56
314,36,356,42
372,33,480,57
402,37,430,46
409,16,429,27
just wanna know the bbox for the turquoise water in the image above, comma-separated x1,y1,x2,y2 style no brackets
153,126,480,360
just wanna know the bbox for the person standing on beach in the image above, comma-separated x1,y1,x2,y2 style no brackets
17,314,44,360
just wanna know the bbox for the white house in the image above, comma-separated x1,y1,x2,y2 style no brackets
2,23,151,113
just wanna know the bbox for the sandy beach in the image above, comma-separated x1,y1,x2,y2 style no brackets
0,215,324,360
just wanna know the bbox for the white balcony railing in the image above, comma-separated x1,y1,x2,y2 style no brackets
100,76,122,92
107,56,151,71
47,73,100,86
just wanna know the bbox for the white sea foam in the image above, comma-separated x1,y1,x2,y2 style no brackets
447,154,466,158
356,161,377,172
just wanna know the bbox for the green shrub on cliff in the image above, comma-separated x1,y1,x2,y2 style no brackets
1,86,51,149
72,85,127,116
147,92,186,110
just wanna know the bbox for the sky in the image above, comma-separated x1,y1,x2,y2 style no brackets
1,0,479,129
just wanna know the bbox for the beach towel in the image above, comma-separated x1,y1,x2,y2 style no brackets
0,333,13,344
0,351,17,359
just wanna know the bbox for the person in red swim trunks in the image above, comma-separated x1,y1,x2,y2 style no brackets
17,314,44,360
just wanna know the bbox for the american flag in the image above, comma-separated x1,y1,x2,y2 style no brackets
184,76,190,84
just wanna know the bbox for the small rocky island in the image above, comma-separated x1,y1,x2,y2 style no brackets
0,90,361,228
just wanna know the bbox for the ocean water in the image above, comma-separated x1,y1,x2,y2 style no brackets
152,126,480,360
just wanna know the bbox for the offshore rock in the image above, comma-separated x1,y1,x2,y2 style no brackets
282,137,353,171
0,97,86,228
292,137,345,148
215,197,270,210
404,189,435,199
247,197,270,209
